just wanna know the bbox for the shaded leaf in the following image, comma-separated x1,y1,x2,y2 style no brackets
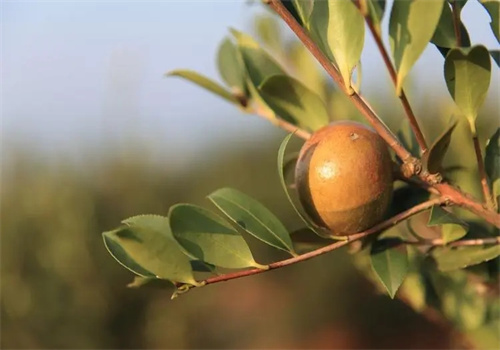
365,0,387,36
485,128,500,186
103,215,198,285
255,15,283,54
480,0,500,43
169,204,266,269
166,70,239,105
423,120,457,174
431,2,471,54
432,245,500,271
327,0,365,93
217,38,247,98
389,0,445,95
427,205,468,243
293,0,314,29
444,45,492,125
370,238,409,298
208,187,297,256
397,118,420,156
309,0,336,63
490,49,500,66
259,75,330,131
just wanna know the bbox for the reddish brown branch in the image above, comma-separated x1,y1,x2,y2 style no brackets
451,0,462,47
194,197,447,289
362,12,428,155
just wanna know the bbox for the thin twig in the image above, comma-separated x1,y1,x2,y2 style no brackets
253,106,311,140
189,197,447,290
403,236,500,247
451,0,462,47
266,0,413,163
361,8,429,155
472,135,495,209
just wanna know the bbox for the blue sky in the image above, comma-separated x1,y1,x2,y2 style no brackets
2,1,499,164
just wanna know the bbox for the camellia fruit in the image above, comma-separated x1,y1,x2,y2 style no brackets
295,121,394,235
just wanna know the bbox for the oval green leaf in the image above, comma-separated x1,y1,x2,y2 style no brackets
169,203,266,269
167,69,238,106
327,0,365,94
423,120,457,174
259,75,330,132
217,37,247,98
103,215,198,285
309,0,336,64
277,134,335,239
370,238,409,298
427,205,468,244
432,245,500,271
485,128,500,185
480,0,500,43
389,0,445,95
293,0,314,29
444,45,492,125
431,2,471,54
208,187,297,256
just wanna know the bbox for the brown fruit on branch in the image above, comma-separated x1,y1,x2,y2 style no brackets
295,121,394,235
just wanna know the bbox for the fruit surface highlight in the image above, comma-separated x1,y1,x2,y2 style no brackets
295,121,393,235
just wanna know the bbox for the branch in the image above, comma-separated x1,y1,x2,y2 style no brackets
472,134,495,209
183,197,447,292
253,105,311,140
266,0,413,163
451,0,462,47
404,236,500,247
360,5,429,155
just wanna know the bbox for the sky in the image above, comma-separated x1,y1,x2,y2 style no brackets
2,1,499,165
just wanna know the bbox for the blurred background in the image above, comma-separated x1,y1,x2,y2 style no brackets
2,1,499,349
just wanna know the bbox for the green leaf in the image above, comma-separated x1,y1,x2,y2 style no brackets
485,128,500,187
308,0,336,64
169,204,266,269
102,215,198,285
259,75,330,132
427,205,468,243
370,238,409,298
327,0,365,94
127,276,172,289
444,45,492,125
208,187,297,256
399,272,426,312
397,118,420,156
490,49,500,66
423,120,457,174
277,134,333,239
432,245,500,271
431,2,471,50
293,0,314,29
167,70,239,105
480,0,500,43
365,0,387,36
389,0,445,95
217,38,247,98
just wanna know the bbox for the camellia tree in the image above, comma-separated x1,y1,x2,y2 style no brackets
102,0,499,347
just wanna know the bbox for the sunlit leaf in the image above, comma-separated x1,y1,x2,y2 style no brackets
423,120,457,174
370,238,409,298
208,187,297,256
309,0,336,63
217,38,247,98
166,70,239,105
432,245,500,271
427,205,468,243
169,204,267,269
259,75,330,131
365,0,387,36
399,272,426,312
293,0,314,29
327,0,365,93
127,276,173,289
255,15,283,54
103,215,199,285
480,0,500,43
389,0,445,95
277,134,333,239
444,45,491,126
